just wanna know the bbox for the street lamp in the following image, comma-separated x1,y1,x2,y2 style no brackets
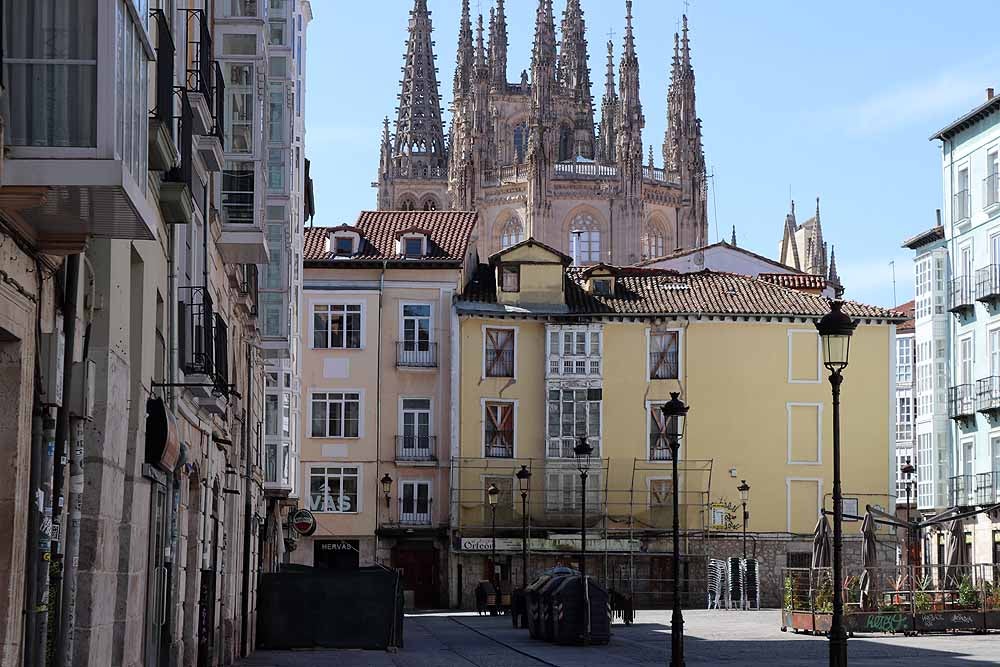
516,465,532,590
488,482,500,591
573,436,593,645
380,473,393,513
737,480,751,559
815,299,857,667
660,392,689,667
900,457,916,564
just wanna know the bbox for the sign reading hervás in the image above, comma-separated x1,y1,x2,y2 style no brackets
290,508,317,536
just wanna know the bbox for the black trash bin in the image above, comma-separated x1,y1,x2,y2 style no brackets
551,575,611,645
525,575,552,639
539,575,567,642
475,580,497,616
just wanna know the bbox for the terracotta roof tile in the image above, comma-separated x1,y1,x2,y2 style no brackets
460,265,904,321
895,300,915,333
303,211,479,263
757,273,827,291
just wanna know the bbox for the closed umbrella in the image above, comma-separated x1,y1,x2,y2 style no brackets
859,512,878,611
812,514,832,568
945,517,968,589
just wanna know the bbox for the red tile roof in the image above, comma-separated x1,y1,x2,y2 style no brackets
895,300,915,333
757,273,828,291
303,211,479,264
460,265,904,321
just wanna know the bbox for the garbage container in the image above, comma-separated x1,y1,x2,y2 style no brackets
475,580,497,616
551,575,611,645
539,575,568,642
525,575,552,639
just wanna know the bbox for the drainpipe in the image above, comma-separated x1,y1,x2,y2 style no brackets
449,290,460,609
25,407,56,667
240,341,253,656
374,261,387,562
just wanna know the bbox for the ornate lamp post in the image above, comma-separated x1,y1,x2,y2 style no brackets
815,300,857,667
737,480,751,559
516,465,532,589
487,482,500,590
900,457,916,565
573,436,593,645
660,392,689,667
380,473,393,515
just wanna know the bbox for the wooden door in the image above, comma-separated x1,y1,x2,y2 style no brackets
393,546,439,609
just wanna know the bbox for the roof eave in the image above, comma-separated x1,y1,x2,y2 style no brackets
930,96,1000,141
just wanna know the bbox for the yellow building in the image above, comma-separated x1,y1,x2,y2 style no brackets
295,211,478,609
451,240,903,607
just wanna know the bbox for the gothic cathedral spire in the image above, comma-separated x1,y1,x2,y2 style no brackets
663,15,708,248
559,0,596,159
527,0,557,234
454,0,474,100
488,0,508,91
597,39,618,165
616,0,644,202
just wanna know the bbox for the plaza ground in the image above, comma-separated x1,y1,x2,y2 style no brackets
239,609,1000,666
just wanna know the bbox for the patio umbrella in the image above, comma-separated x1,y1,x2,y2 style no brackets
812,514,832,568
944,516,968,589
859,512,878,611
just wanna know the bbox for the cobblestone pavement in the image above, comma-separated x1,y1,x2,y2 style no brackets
239,610,1000,666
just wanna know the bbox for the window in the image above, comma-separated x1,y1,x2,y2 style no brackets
592,278,613,296
649,330,679,379
570,214,601,265
269,55,287,78
400,398,432,455
914,257,931,319
513,122,528,162
222,161,255,224
649,478,674,508
643,222,667,259
993,436,1000,479
222,0,258,17
268,149,286,191
558,125,573,161
269,20,286,45
546,388,601,458
545,469,600,511
334,236,354,255
282,393,291,437
501,266,520,292
547,326,602,376
401,305,431,351
310,392,361,438
402,237,424,257
959,336,973,385
499,217,524,249
484,328,515,378
268,84,284,143
264,442,278,482
987,151,999,208
400,481,431,524
896,337,913,384
309,466,359,513
421,197,439,211
990,329,1000,377
265,394,279,435
222,34,256,55
484,402,515,458
896,396,913,441
312,303,362,349
225,63,254,153
648,405,680,461
955,168,970,222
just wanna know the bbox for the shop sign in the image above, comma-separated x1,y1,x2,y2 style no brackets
290,508,317,536
459,536,640,552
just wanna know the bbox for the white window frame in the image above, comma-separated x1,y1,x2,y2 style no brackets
482,324,518,380
896,336,913,385
786,402,823,465
646,327,683,380
545,386,602,460
959,334,974,385
399,301,434,348
545,466,602,512
398,233,427,257
646,475,676,509
896,395,913,442
787,329,822,384
308,389,364,439
645,401,682,462
546,324,603,378
399,479,433,524
308,464,362,514
310,301,365,350
398,396,434,451
481,398,518,458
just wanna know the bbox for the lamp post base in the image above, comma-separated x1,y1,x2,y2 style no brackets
670,606,685,666
829,628,848,667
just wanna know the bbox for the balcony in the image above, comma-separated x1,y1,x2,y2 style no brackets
976,376,1000,414
947,384,975,420
178,287,231,406
395,435,437,463
948,474,973,507
217,165,269,264
484,348,514,378
976,265,1000,303
396,342,438,368
986,174,1000,211
485,432,514,459
194,61,225,172
148,10,178,173
183,10,215,136
159,93,196,225
648,351,679,380
235,264,259,318
953,189,970,223
948,276,974,314
975,471,1000,505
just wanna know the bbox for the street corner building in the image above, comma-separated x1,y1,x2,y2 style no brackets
450,240,905,609
0,1,313,666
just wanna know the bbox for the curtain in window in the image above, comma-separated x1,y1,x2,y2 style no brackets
5,0,99,147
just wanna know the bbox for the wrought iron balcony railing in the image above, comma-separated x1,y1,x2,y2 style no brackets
178,287,230,395
484,348,514,377
398,498,433,526
185,10,214,109
150,9,175,131
164,92,194,189
975,471,999,506
396,341,438,368
948,384,975,420
395,435,436,461
985,173,1000,209
953,188,970,222
948,474,973,507
976,265,1000,303
948,276,974,314
485,432,514,458
976,376,1000,413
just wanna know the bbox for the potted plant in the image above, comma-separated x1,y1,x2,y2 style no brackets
914,575,932,613
957,575,980,610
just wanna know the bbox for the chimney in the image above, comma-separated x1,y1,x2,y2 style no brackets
989,88,995,101
936,208,942,227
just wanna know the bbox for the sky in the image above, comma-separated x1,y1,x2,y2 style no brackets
304,0,1000,308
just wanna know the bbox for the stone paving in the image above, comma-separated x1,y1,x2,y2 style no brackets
239,610,1000,666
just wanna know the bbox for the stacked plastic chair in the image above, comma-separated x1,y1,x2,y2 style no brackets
706,559,726,609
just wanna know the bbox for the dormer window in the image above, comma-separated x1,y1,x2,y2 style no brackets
334,236,355,255
403,236,424,257
501,265,520,292
592,277,613,296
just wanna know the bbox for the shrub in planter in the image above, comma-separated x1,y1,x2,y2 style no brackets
957,576,980,609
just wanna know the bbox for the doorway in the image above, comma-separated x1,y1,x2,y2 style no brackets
392,543,439,608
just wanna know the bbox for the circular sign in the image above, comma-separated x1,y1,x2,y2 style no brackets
290,508,317,537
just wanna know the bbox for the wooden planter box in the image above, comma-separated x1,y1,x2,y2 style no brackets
844,611,912,634
782,610,824,634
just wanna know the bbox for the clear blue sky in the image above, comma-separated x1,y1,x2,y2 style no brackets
305,0,1000,307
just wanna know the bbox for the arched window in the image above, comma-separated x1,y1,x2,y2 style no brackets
513,123,528,163
643,221,667,260
499,216,524,249
421,196,439,211
569,213,601,265
398,197,416,211
558,125,573,162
